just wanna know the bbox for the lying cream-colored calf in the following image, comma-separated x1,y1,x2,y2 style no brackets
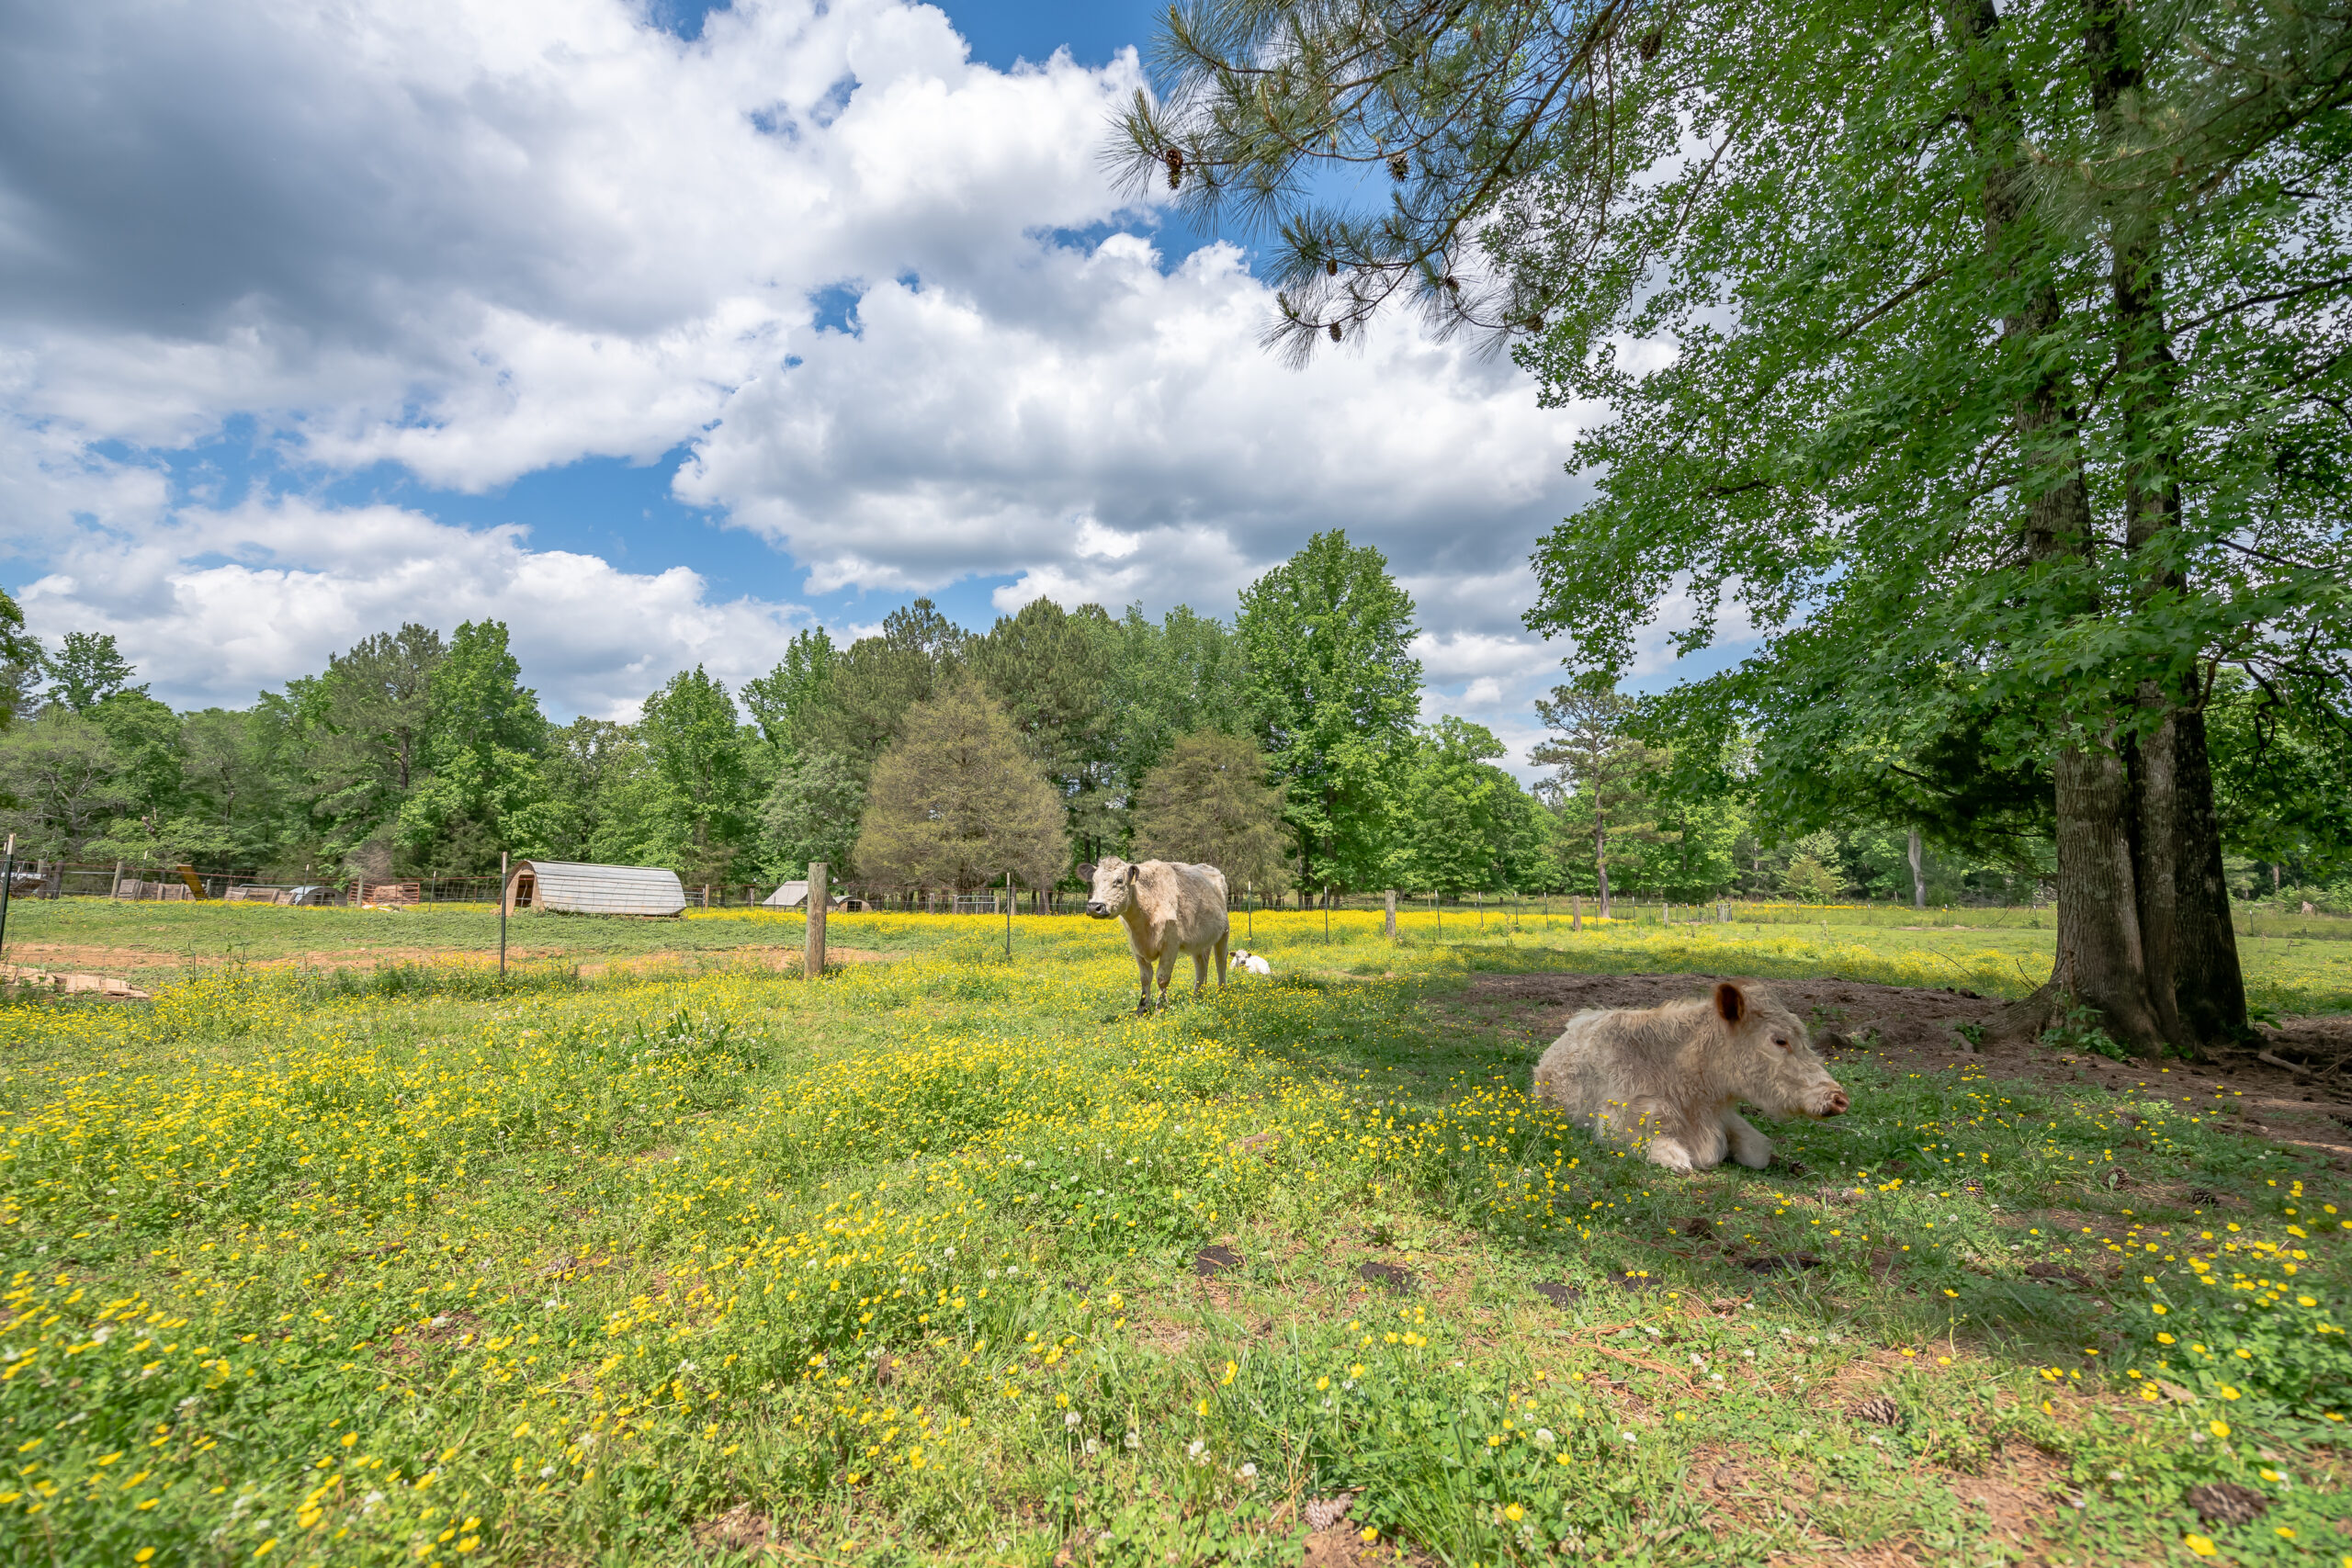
1532,979,1849,1173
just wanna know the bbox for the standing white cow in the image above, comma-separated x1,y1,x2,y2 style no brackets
1079,856,1230,1011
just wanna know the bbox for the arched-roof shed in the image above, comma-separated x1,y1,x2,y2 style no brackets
504,860,687,918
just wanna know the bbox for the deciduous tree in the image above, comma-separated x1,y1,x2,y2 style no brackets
1236,531,1420,893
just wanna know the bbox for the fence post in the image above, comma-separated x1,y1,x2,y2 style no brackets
0,836,14,972
1572,894,1583,932
1004,872,1013,962
1325,887,1331,944
1384,888,1396,939
805,862,827,979
498,851,509,982
112,861,123,900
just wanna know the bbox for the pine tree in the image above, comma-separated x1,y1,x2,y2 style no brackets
854,677,1068,894
1131,729,1291,894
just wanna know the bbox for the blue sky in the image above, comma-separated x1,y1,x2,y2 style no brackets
0,0,1747,757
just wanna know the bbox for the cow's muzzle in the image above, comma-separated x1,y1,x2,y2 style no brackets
1818,1089,1850,1116
1084,901,1110,918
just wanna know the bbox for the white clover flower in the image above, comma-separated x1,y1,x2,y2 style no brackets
1533,1428,1555,1447
1064,1411,1080,1428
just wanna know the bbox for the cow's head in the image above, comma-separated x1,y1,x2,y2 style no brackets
1711,980,1849,1120
1077,858,1139,919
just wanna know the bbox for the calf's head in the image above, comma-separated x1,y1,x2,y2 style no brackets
1077,858,1139,919
1709,981,1849,1119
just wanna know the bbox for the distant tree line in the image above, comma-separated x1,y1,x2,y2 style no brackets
0,529,2342,907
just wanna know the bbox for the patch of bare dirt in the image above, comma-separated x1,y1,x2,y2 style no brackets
692,1501,773,1555
1444,972,2352,1166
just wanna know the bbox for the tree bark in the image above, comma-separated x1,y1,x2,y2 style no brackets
2092,0,2251,1050
2167,702,2249,1041
1593,804,1611,919
1946,0,2170,1051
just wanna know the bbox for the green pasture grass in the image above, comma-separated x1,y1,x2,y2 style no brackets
0,915,2346,1564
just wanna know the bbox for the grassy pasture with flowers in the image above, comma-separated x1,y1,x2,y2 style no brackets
0,904,2347,1567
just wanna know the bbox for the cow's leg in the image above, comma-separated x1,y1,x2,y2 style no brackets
1617,1097,1699,1174
1192,948,1209,994
1156,947,1180,1006
1214,931,1228,988
1134,948,1155,1012
1721,1110,1773,1169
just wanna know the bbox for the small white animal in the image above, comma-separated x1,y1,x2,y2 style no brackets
1230,948,1272,976
1532,979,1849,1173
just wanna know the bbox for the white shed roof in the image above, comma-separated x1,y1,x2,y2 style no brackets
510,860,687,917
762,880,810,908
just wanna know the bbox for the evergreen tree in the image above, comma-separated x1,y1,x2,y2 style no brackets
854,677,1068,893
1532,678,1663,918
801,599,967,773
1235,531,1420,894
1130,729,1291,894
397,620,552,871
973,599,1121,866
308,624,446,871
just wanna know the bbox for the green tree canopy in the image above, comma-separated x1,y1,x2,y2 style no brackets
1130,728,1292,894
802,599,967,773
0,588,40,730
854,677,1069,893
741,627,839,758
639,666,754,885
1399,716,1526,899
1236,530,1421,892
1121,0,2352,1051
40,631,140,714
756,750,866,884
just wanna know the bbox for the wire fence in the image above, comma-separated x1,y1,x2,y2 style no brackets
6,861,2344,939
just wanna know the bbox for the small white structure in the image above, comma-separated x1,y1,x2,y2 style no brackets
763,879,812,910
504,860,687,918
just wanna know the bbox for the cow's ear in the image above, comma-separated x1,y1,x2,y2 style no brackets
1075,863,1095,881
1125,863,1140,884
1713,981,1747,1025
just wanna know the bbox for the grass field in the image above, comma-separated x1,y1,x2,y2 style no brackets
1,905,2346,1565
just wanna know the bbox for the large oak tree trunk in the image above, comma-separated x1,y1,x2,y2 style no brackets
2089,0,2251,1050
1948,0,2182,1055
2050,739,2166,1046
2165,701,2250,1041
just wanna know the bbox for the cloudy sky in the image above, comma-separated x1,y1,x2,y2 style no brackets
0,0,1746,763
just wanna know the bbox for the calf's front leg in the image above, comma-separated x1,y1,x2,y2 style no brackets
1721,1109,1773,1169
1618,1096,1702,1174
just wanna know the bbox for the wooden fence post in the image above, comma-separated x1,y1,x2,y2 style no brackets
1572,894,1583,932
1384,888,1396,939
805,863,827,979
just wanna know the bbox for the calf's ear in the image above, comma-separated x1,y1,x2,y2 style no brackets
1713,981,1747,1025
1125,863,1140,884
1076,863,1096,880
